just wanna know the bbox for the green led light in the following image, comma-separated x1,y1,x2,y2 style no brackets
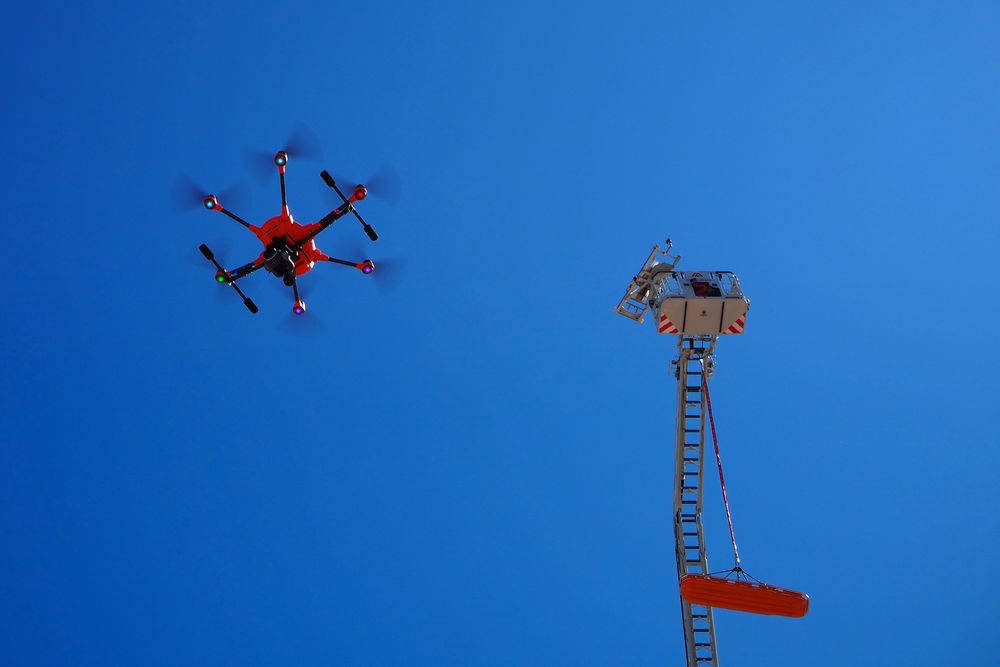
216,274,226,283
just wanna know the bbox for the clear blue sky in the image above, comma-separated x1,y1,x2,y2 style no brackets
2,2,999,665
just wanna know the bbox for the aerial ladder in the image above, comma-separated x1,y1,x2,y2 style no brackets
614,240,750,667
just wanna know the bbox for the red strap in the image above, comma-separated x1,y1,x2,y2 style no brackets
702,363,741,568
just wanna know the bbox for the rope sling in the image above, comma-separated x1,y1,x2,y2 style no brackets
701,359,760,582
701,361,743,573
678,362,810,618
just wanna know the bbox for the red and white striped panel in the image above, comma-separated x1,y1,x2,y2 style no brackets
726,315,746,334
658,314,679,334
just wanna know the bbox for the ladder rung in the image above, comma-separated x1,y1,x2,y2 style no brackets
686,559,703,564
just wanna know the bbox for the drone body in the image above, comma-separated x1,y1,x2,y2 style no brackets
197,150,379,315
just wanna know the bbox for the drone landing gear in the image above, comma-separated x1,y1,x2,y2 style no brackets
199,244,259,314
320,170,379,241
226,258,268,283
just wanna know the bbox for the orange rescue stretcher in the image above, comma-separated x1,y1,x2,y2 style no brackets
680,574,810,618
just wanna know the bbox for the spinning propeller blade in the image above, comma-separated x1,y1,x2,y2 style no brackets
246,123,323,180
369,255,408,293
342,235,408,293
282,124,323,161
173,175,250,213
330,164,401,205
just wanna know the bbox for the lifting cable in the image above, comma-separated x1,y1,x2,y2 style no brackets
701,361,742,571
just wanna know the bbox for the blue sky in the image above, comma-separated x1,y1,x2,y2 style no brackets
2,2,999,665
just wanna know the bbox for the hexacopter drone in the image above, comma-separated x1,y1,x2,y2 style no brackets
195,148,383,315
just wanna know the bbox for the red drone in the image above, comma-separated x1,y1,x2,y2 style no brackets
196,150,381,315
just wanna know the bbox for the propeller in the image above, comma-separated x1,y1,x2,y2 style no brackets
265,274,325,332
280,295,327,334
368,256,408,293
342,234,408,293
329,164,401,205
246,123,324,181
281,312,327,335
173,175,251,213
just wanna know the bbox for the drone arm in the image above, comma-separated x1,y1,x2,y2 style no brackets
321,256,375,274
310,249,374,273
202,195,253,228
293,204,352,249
216,207,252,229
226,256,267,283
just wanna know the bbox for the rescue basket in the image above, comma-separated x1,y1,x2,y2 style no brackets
680,574,809,618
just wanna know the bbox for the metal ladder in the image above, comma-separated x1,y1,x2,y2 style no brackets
672,335,720,666
613,242,682,324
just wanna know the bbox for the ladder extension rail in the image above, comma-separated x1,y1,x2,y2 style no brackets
672,335,720,667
